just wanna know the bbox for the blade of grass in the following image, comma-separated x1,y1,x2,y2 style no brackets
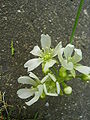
11,40,15,56
70,0,84,44
34,112,38,120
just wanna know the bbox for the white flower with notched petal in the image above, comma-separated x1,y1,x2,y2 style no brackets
58,44,90,77
24,34,62,72
17,72,44,106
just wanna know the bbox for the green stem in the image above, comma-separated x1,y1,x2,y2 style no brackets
70,0,84,43
62,82,67,88
51,66,58,76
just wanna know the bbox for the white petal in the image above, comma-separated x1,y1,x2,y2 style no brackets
29,72,41,83
43,83,48,95
64,44,74,59
46,93,58,96
62,60,73,70
56,82,60,94
30,46,42,56
18,76,36,85
17,88,36,99
72,49,82,63
37,85,44,96
75,65,90,75
24,58,43,71
48,73,56,82
53,42,62,57
25,85,43,106
41,75,49,83
41,34,51,50
58,48,73,70
29,72,39,80
58,48,64,63
25,92,40,106
44,59,56,72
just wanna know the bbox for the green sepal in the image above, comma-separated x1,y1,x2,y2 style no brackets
80,74,90,81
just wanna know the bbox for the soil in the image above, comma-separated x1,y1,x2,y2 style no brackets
0,0,90,120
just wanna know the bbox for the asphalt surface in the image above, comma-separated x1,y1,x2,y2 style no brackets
0,0,90,120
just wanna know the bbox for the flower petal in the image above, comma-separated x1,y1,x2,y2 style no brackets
75,65,90,75
37,85,44,96
30,46,42,56
48,73,56,82
24,58,43,71
41,75,49,83
72,49,82,63
58,48,64,63
64,44,74,59
46,93,58,96
29,72,39,80
62,60,73,70
43,83,47,95
41,34,51,50
18,76,37,85
53,42,62,57
25,85,43,106
44,59,56,72
29,72,41,83
17,88,36,99
56,82,60,94
25,92,40,106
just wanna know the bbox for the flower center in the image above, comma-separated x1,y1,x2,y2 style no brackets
43,53,52,61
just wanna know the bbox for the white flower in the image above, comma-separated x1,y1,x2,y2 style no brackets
24,34,62,72
17,72,61,105
41,73,60,96
64,86,72,95
58,44,90,77
17,72,44,106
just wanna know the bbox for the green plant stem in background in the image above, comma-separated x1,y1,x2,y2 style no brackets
70,0,84,43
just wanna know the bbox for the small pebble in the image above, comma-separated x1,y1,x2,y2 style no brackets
83,9,88,17
45,102,49,107
3,16,7,20
79,116,83,118
87,81,89,83
49,19,52,22
23,106,26,109
16,41,19,44
17,10,21,13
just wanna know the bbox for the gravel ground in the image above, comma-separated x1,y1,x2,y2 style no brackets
0,0,90,120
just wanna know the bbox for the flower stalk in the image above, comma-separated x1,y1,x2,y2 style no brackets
70,0,84,43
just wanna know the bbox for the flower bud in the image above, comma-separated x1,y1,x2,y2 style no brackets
64,86,72,95
59,67,67,78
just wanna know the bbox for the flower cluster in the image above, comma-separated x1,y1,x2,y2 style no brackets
17,34,90,106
